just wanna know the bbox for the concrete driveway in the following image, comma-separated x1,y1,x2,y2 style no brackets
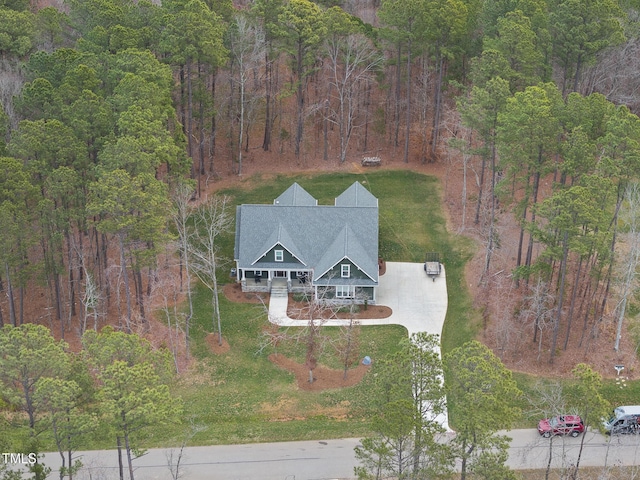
268,261,448,337
268,261,450,430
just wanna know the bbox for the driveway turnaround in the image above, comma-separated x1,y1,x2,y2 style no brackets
268,261,448,336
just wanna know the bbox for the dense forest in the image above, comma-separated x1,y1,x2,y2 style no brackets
0,0,640,367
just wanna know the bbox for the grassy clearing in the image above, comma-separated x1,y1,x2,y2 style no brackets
4,170,476,451
216,170,480,352
153,283,408,446
156,170,479,446
12,168,640,468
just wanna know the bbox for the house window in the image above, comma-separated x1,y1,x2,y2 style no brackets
275,250,284,262
336,285,355,298
341,264,350,278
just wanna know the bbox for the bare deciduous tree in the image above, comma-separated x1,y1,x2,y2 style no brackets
165,421,206,480
520,278,555,362
290,292,335,384
447,122,474,233
151,274,186,374
322,31,382,163
188,195,233,346
526,381,567,480
0,60,24,131
335,317,361,380
170,181,196,358
229,14,266,175
613,182,640,352
257,322,291,356
81,264,100,335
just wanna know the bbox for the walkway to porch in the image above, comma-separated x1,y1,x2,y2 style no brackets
270,278,288,298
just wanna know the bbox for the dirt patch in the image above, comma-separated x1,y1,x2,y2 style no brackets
206,333,230,355
259,396,353,422
269,353,371,391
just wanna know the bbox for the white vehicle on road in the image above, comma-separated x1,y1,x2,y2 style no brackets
603,405,640,434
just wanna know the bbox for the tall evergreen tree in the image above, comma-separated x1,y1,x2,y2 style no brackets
276,0,327,158
444,341,521,480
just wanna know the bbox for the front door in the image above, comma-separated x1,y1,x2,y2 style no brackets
274,270,287,278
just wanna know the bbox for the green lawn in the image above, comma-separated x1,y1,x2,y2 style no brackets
215,170,480,351
182,170,640,443
16,169,636,453
152,283,409,446
4,169,478,452
155,170,480,446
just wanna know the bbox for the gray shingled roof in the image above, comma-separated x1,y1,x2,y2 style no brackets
252,223,308,266
274,182,318,206
234,182,378,284
314,225,375,282
335,181,378,207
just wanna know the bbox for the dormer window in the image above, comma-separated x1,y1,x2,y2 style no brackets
275,250,284,262
341,264,350,278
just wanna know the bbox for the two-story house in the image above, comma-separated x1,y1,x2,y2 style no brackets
233,182,379,304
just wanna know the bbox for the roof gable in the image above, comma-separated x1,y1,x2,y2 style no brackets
274,182,317,206
335,181,378,207
251,224,307,266
314,226,377,282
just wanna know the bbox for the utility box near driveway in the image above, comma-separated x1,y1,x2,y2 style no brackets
424,252,442,281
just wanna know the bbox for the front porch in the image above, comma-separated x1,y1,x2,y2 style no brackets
239,269,313,295
237,268,376,305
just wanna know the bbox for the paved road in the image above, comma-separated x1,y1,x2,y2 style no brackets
506,428,640,470
40,439,362,480
37,430,640,480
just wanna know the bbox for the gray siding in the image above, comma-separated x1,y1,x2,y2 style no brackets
318,258,371,281
254,245,302,266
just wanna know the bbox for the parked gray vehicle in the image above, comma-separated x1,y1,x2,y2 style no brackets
603,405,640,434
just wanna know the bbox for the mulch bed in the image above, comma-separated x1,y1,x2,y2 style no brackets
224,280,393,320
223,283,268,304
206,333,231,355
286,300,392,320
268,353,371,391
